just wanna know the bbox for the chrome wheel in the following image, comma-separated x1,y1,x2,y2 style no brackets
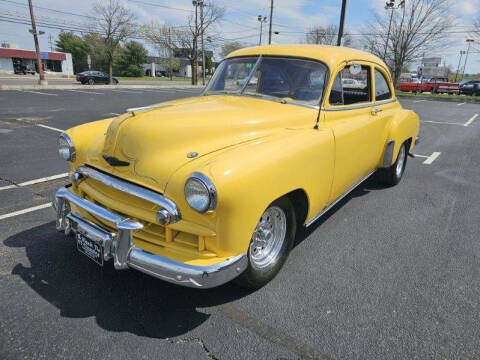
249,206,287,269
395,145,405,178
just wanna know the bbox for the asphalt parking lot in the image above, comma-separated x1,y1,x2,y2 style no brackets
0,88,479,360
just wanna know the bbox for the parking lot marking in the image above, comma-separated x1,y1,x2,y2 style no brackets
108,112,120,116
457,102,466,106
0,203,51,221
111,90,144,94
464,113,478,127
0,173,68,191
69,90,104,95
22,91,58,96
413,99,427,103
36,124,64,133
421,120,463,126
423,152,441,165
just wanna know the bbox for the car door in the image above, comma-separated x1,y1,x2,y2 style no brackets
323,62,386,202
371,66,397,165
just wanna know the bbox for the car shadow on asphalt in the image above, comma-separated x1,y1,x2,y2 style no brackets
4,222,254,339
294,174,388,246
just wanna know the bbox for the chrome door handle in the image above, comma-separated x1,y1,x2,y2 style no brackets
371,108,383,116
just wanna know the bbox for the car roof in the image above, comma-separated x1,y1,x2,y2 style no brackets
227,45,387,71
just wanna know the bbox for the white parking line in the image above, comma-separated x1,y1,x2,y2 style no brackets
457,102,466,106
69,89,104,95
423,152,441,165
22,90,58,96
464,113,478,127
421,120,463,126
413,99,427,103
0,203,51,221
36,124,64,133
412,154,428,158
111,90,144,94
0,173,68,191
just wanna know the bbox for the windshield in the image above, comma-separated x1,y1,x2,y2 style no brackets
205,56,327,107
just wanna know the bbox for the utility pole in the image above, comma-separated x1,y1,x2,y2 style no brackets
257,15,267,46
48,33,53,52
199,0,205,85
454,50,465,82
268,0,273,45
337,0,347,46
192,0,199,85
28,0,46,85
461,39,474,81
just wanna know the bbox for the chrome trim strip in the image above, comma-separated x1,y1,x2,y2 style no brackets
382,140,395,168
76,166,181,224
126,104,172,115
305,170,375,227
323,98,396,112
55,187,143,231
53,187,247,288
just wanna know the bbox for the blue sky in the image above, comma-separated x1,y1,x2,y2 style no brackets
0,0,479,73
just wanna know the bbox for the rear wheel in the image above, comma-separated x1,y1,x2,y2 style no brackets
87,78,95,85
377,142,408,186
235,197,296,289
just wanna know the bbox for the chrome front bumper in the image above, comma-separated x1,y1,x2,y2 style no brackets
53,186,247,288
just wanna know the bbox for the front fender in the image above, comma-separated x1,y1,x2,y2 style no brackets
164,128,335,256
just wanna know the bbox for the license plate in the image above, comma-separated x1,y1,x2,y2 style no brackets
76,232,104,266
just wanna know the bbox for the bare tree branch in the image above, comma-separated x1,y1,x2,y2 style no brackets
92,0,136,83
363,0,452,85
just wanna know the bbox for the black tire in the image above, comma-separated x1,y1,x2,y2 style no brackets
87,78,95,85
377,141,408,186
113,79,119,85
235,197,296,289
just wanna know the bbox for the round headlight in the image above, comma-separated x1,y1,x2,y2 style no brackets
185,173,217,213
58,133,75,161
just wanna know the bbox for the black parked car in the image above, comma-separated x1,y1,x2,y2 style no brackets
76,71,119,85
14,64,36,75
459,80,480,96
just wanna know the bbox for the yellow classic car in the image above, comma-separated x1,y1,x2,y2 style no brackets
53,45,420,289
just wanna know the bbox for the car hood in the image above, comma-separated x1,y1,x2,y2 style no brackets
83,94,317,192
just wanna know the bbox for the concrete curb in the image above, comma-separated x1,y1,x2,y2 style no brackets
397,94,480,104
0,84,204,91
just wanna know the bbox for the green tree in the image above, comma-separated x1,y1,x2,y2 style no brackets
82,33,108,72
55,32,88,73
118,41,147,76
220,41,243,58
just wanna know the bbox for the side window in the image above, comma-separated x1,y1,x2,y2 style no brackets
374,69,392,101
329,64,371,106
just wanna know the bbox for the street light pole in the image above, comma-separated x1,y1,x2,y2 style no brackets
337,0,347,46
257,15,267,46
383,1,405,61
461,39,474,81
454,50,465,82
27,0,46,85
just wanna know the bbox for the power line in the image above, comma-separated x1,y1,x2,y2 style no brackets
0,0,99,20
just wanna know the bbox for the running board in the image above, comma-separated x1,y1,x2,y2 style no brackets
305,170,376,227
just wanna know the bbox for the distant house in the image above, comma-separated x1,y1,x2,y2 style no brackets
0,46,73,75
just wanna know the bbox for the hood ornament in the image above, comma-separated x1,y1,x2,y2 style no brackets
187,152,199,158
103,155,130,167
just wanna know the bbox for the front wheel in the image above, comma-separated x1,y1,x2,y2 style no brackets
377,142,408,186
113,79,119,85
235,197,296,289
